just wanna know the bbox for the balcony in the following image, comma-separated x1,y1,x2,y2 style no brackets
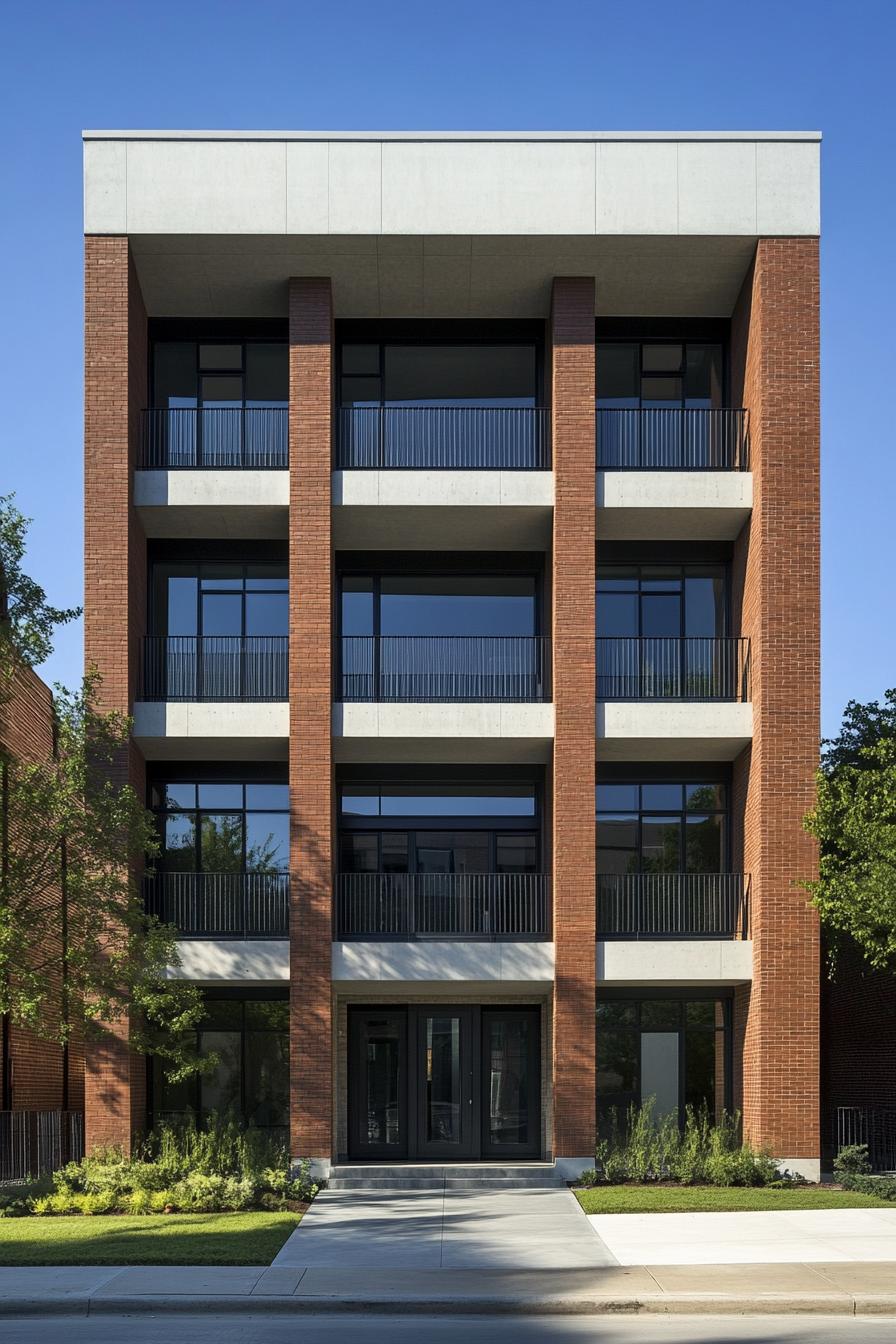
597,873,750,940
339,635,549,703
145,872,289,939
335,872,550,941
597,637,750,702
140,637,288,702
139,408,288,469
336,407,550,470
596,409,749,471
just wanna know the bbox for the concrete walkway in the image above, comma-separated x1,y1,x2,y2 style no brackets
588,1208,896,1265
273,1187,617,1269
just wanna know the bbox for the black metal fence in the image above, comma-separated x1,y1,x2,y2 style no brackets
335,872,550,940
597,408,750,470
144,872,290,938
336,406,550,469
139,408,289,468
0,1111,84,1182
596,637,751,701
834,1106,896,1173
140,636,288,701
339,635,549,703
597,873,750,939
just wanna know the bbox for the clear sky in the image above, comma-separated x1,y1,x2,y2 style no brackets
1,0,893,735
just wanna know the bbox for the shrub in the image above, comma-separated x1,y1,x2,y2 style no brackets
582,1101,783,1188
834,1144,872,1181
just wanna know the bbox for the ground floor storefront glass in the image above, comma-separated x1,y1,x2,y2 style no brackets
596,993,731,1133
150,992,289,1138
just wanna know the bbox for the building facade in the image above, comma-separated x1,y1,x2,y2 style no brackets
82,130,822,1179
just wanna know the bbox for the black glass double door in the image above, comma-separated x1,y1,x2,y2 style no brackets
348,1005,541,1162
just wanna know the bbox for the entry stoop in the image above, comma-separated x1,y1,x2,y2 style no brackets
327,1162,567,1190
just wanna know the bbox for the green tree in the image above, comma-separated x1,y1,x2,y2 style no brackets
803,690,896,973
0,497,207,1080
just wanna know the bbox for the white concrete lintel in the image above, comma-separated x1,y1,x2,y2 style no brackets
332,940,555,986
598,701,753,762
168,940,288,982
597,471,752,541
597,939,753,986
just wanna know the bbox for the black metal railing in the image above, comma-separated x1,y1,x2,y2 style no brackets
144,872,290,939
336,406,550,469
339,635,549,703
0,1111,84,1181
596,637,751,701
335,872,550,940
597,408,749,470
139,407,289,469
597,873,750,940
835,1106,896,1174
140,636,288,701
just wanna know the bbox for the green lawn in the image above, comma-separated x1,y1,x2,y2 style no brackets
0,1211,302,1265
574,1185,895,1215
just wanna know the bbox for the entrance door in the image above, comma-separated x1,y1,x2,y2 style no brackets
414,1007,476,1160
347,1005,541,1161
348,1008,408,1160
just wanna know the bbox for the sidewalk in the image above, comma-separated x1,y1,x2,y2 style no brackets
2,1261,896,1316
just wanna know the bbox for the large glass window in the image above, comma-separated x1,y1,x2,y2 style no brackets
152,996,289,1133
151,780,289,875
152,341,288,410
340,343,537,408
597,565,727,640
596,342,723,410
596,996,730,1131
150,563,288,639
341,574,538,639
596,781,727,877
339,780,539,874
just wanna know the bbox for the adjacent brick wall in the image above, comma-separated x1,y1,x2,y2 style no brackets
288,277,335,1160
0,664,83,1112
83,237,148,1153
550,277,596,1158
730,239,821,1159
821,941,896,1159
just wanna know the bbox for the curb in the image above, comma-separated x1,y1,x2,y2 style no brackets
2,1292,896,1317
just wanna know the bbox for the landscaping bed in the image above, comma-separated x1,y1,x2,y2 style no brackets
574,1184,896,1215
0,1210,302,1265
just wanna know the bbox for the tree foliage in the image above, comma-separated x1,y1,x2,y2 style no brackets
0,675,207,1078
804,689,896,973
0,494,80,688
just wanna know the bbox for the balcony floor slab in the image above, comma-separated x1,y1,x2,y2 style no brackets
597,470,752,541
135,470,289,538
597,938,753,985
333,940,555,988
133,701,289,759
168,939,288,982
597,700,753,762
333,702,555,763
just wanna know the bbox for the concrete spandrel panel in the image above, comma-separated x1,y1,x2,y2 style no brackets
677,142,757,235
328,142,382,234
125,140,287,234
381,141,596,235
595,142,678,235
285,141,329,233
83,139,126,233
757,140,822,235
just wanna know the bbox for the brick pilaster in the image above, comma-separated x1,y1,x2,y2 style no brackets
288,277,334,1161
83,237,148,1152
731,239,821,1161
550,277,596,1159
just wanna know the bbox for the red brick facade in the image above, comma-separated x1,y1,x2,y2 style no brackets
0,665,84,1112
550,277,597,1158
288,278,335,1159
83,236,148,1153
731,238,821,1159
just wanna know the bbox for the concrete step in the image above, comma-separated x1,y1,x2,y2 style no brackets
327,1162,566,1191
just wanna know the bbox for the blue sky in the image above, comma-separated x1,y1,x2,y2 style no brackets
1,0,893,735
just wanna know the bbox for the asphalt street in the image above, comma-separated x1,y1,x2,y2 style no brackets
2,1314,895,1344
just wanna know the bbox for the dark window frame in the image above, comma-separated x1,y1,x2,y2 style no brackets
596,778,730,876
595,334,730,409
148,560,289,640
152,777,290,877
596,562,730,641
150,338,288,411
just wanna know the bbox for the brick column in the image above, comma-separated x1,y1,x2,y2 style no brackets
83,237,148,1153
550,277,596,1164
288,278,334,1170
731,239,821,1170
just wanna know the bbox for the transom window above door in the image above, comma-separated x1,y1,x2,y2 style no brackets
596,565,727,640
596,342,723,410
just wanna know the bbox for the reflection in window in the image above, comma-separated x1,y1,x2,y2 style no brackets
596,781,727,877
596,997,730,1131
151,780,289,874
596,566,727,640
340,343,537,408
152,996,289,1133
341,574,538,639
596,342,723,410
150,564,288,639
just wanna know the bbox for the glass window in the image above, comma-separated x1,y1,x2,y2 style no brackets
341,833,379,873
199,344,242,371
596,344,639,406
378,575,536,638
384,345,536,407
596,781,727,876
164,814,196,871
150,564,288,638
341,577,375,638
596,341,723,411
245,344,288,405
153,343,196,410
342,344,381,376
245,591,289,636
198,783,243,808
246,813,290,872
496,834,537,874
154,780,289,875
596,564,727,640
245,783,289,810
